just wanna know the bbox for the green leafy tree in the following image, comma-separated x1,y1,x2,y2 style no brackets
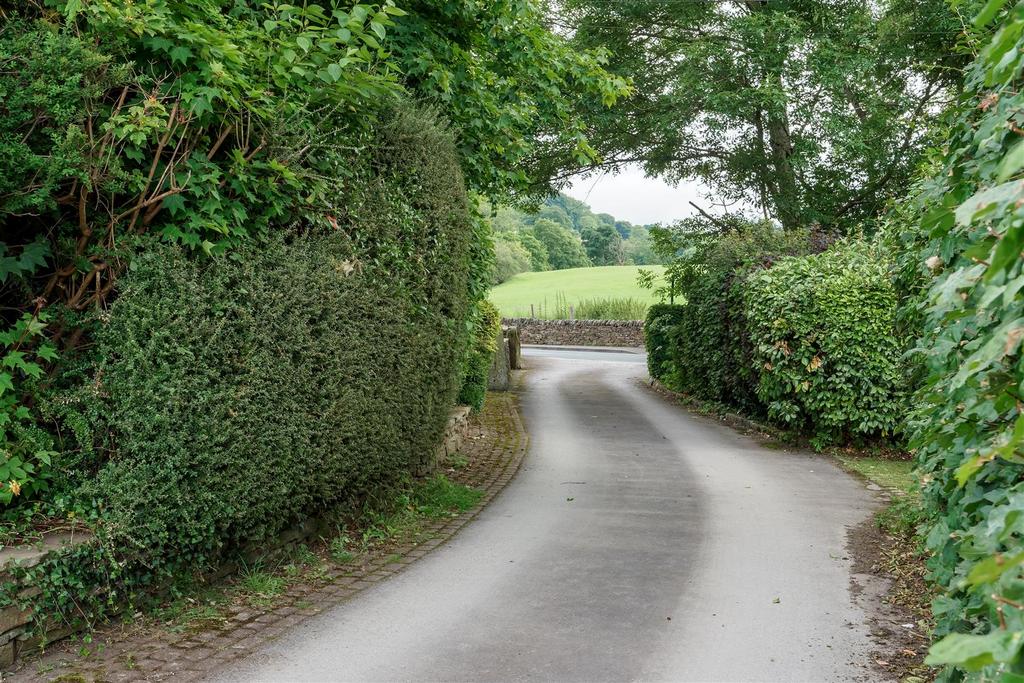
386,0,631,201
514,230,551,271
581,222,623,265
534,204,574,229
547,193,593,229
622,225,656,265
530,219,591,270
562,0,967,232
492,235,533,284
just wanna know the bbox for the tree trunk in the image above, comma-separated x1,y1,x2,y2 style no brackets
766,109,801,231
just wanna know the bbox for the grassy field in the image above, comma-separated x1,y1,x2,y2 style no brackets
488,265,665,319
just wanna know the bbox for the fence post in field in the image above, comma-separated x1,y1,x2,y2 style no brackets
570,305,575,321
531,303,535,319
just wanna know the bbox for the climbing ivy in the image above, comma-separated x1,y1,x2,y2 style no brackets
909,1,1024,677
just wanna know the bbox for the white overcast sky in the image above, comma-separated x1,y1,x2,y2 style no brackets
564,164,715,226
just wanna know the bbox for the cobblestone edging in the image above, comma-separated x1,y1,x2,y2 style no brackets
10,390,528,682
502,318,644,347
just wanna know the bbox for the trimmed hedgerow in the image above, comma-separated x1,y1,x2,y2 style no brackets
459,300,502,411
643,220,907,445
744,241,906,444
657,221,809,411
644,303,686,384
88,234,466,566
13,103,475,630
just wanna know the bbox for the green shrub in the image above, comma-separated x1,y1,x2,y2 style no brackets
744,241,906,443
7,104,475,631
88,229,466,570
904,5,1024,677
0,312,59,509
459,300,502,411
657,220,808,410
644,304,686,383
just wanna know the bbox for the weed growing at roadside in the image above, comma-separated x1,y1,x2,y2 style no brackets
413,475,483,517
446,453,469,470
358,475,483,550
239,565,286,607
876,494,924,540
329,535,356,564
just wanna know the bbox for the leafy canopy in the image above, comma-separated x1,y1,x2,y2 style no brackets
562,0,966,232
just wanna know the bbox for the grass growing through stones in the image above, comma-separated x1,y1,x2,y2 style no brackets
357,474,483,551
239,565,288,607
446,453,469,470
330,536,355,564
413,474,484,517
139,475,484,636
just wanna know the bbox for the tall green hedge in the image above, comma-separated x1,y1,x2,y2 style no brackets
655,222,808,412
69,104,473,577
645,227,907,444
905,3,1024,677
744,242,906,443
644,303,686,383
459,300,502,411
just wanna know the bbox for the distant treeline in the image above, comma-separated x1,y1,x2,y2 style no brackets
485,193,664,284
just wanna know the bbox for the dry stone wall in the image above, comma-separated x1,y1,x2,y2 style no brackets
501,318,644,347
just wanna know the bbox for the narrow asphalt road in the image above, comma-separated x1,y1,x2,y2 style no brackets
209,348,882,682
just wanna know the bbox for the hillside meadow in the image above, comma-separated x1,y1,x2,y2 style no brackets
488,265,665,319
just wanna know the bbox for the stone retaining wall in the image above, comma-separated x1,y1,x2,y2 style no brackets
502,318,644,347
0,531,90,666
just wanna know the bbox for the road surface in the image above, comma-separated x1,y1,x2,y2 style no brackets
209,347,881,682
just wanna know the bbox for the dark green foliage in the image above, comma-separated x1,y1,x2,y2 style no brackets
645,219,905,443
581,222,623,265
654,220,809,411
89,232,464,568
492,235,533,285
644,304,686,383
386,1,630,201
530,219,591,270
12,105,475,626
564,0,964,232
745,242,906,443
514,230,551,272
459,301,502,411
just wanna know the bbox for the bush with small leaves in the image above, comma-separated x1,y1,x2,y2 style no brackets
459,301,502,411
